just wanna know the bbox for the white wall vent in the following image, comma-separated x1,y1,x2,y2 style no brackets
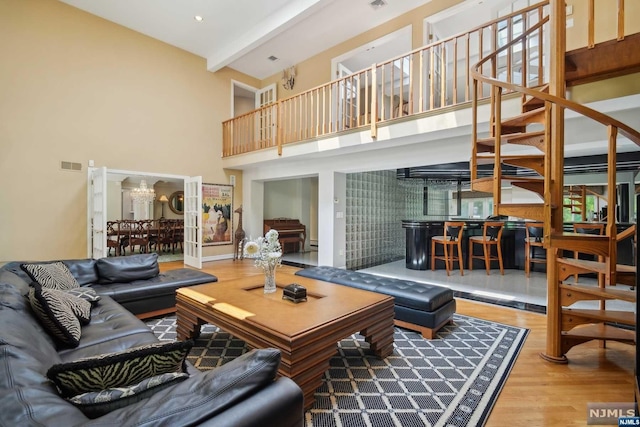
61,161,82,172
369,0,387,10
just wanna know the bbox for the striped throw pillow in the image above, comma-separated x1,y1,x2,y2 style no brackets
46,340,193,398
67,372,189,418
65,287,101,305
22,262,80,291
28,286,86,347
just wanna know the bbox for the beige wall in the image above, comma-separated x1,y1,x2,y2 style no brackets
234,96,255,117
0,0,254,261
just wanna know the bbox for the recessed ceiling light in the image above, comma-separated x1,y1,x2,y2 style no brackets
194,16,204,22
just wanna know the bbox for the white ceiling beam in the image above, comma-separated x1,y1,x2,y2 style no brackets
206,0,331,73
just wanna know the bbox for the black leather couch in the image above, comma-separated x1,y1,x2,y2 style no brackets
0,256,305,426
296,266,456,339
2,253,216,318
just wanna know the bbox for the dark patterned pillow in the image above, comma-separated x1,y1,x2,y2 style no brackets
65,287,101,305
67,372,189,419
28,286,83,347
21,262,80,290
47,340,193,398
54,288,92,324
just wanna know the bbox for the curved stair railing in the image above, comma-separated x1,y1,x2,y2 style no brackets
470,2,640,363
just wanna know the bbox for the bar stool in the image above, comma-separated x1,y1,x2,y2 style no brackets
524,223,545,277
468,221,504,275
431,221,465,276
573,223,605,283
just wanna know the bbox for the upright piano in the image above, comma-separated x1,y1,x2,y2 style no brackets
264,218,306,254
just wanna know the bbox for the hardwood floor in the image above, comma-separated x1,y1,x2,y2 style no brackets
162,259,635,426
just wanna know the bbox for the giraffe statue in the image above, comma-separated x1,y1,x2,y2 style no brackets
233,205,246,260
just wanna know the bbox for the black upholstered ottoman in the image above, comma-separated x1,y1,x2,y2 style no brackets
295,266,455,339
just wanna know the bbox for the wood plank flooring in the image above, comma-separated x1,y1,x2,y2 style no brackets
162,259,635,426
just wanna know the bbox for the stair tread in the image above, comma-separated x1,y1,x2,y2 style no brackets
477,130,545,146
498,202,544,206
549,232,610,257
559,283,636,303
473,175,543,183
476,154,545,162
501,107,545,127
562,308,636,325
562,323,635,342
497,203,544,221
557,257,636,274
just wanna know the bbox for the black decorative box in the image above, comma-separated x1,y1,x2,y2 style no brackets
282,283,307,303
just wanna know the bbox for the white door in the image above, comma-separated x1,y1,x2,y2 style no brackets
337,63,357,130
183,176,202,269
255,83,277,148
89,166,107,259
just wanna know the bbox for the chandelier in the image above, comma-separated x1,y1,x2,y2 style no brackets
131,180,155,203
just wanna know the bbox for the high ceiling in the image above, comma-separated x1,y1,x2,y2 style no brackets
58,0,507,80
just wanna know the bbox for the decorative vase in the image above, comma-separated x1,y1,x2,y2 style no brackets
264,266,277,294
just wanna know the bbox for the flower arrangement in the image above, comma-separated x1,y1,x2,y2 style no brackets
244,230,283,293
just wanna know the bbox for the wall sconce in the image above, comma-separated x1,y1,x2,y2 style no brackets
281,66,296,90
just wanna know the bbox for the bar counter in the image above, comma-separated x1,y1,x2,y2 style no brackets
402,219,635,272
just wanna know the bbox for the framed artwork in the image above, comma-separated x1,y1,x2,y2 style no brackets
202,183,233,246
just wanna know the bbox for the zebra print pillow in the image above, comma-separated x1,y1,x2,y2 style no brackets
28,286,84,347
65,287,101,305
67,372,189,419
46,340,193,398
21,261,80,291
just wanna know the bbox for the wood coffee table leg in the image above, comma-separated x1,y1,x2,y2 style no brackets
176,307,204,341
361,302,395,358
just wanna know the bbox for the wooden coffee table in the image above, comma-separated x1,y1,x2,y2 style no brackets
175,272,395,409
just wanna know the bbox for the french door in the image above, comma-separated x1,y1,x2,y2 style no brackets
88,166,107,259
87,167,202,268
337,63,357,131
255,83,277,148
183,176,202,269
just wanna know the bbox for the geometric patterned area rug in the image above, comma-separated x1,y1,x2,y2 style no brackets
146,314,528,427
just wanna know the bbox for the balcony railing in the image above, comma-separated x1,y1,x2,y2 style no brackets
222,0,628,158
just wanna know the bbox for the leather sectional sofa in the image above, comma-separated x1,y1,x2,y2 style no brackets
0,254,304,426
3,253,216,319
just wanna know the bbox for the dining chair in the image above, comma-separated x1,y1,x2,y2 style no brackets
172,220,184,253
468,221,504,275
129,220,152,253
157,220,176,254
118,220,133,255
524,223,545,277
431,221,465,276
106,221,121,256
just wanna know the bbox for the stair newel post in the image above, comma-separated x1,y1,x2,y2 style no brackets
370,64,377,139
543,101,553,229
541,0,569,364
493,86,503,212
580,186,587,221
277,100,283,156
606,125,618,286
471,79,478,183
540,99,566,364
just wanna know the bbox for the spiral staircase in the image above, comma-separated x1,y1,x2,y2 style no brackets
469,1,640,363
